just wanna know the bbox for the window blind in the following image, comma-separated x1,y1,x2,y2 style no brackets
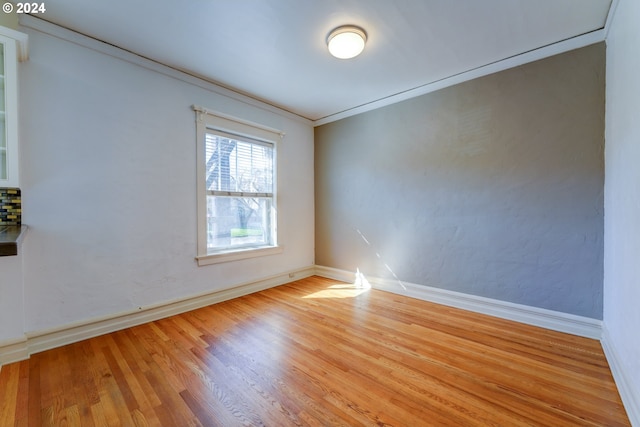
205,130,274,198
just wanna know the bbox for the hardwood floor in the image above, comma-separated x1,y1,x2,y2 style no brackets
0,276,630,426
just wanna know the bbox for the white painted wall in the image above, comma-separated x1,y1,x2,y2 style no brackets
8,23,314,337
604,0,640,422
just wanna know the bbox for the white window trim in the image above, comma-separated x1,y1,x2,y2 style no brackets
196,245,284,266
193,105,284,266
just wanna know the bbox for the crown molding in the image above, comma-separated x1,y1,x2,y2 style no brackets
314,29,606,126
17,15,312,126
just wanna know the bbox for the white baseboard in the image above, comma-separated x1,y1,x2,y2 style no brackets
0,337,29,366
601,326,640,426
314,265,602,339
0,266,315,366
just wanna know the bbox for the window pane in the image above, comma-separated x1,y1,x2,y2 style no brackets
205,134,273,193
206,195,273,250
0,43,5,180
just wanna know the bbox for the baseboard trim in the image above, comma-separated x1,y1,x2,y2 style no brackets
0,337,29,366
314,265,602,339
0,266,315,366
601,326,640,426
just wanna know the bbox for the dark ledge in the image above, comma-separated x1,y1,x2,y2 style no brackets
0,225,28,256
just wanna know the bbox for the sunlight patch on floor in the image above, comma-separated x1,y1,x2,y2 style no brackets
303,269,371,299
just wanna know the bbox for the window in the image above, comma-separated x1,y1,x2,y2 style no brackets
194,106,283,265
205,133,273,249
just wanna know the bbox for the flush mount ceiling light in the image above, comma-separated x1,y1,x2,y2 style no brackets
326,25,367,59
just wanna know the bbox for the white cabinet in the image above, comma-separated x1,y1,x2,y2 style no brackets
0,26,27,188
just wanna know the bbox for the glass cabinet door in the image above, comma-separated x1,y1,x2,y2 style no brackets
0,27,27,187
0,31,20,188
0,42,5,181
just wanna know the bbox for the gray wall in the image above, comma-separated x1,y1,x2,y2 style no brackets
315,43,605,319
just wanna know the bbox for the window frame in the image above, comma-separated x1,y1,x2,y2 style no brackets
194,106,283,266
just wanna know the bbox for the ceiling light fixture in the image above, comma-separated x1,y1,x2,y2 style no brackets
326,25,367,59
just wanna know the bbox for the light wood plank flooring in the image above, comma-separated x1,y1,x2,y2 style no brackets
0,276,630,426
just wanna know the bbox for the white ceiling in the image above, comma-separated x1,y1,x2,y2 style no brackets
32,0,612,123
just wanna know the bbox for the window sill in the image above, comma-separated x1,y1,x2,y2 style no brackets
196,245,283,266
